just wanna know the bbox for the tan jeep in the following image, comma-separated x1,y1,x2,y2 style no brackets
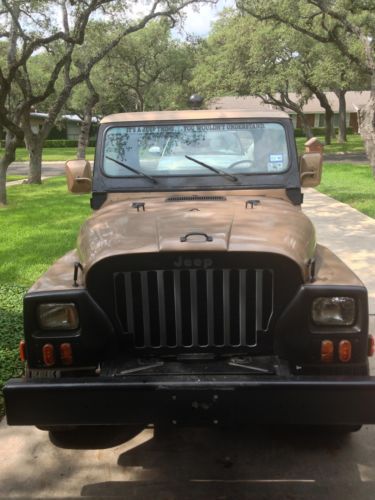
5,110,375,433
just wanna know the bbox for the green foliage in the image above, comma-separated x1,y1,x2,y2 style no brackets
43,139,96,148
318,163,375,219
90,20,199,114
47,125,68,140
294,127,355,138
193,5,369,128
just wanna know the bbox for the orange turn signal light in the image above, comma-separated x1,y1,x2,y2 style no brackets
42,344,55,366
369,335,375,357
339,340,352,363
321,340,334,363
60,343,73,366
19,340,26,362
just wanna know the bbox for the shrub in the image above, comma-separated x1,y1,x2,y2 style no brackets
294,127,355,138
43,139,96,148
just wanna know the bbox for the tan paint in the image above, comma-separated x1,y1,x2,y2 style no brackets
100,109,290,124
77,195,316,281
313,244,364,287
65,160,92,194
29,250,82,292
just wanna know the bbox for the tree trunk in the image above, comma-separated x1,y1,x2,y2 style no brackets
76,113,93,160
359,77,375,177
336,89,347,143
24,133,44,184
299,113,313,139
310,88,335,145
0,132,18,206
76,84,99,160
325,108,334,145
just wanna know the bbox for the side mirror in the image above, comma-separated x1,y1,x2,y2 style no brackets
300,153,322,187
65,159,92,194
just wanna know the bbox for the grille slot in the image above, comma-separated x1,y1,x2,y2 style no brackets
114,269,273,350
166,195,227,202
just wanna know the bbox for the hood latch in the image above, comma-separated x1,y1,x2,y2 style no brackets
246,199,261,209
132,201,145,212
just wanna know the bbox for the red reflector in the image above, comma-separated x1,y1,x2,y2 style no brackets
339,340,352,363
369,335,375,357
60,343,73,366
19,340,26,362
42,344,55,366
321,340,334,363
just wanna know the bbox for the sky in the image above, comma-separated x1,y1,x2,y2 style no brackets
179,0,235,37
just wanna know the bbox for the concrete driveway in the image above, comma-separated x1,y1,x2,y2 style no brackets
1,188,375,499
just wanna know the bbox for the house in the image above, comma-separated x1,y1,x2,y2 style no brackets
208,91,371,132
29,113,98,140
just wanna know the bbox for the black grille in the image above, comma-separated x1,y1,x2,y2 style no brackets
166,195,227,202
113,269,273,349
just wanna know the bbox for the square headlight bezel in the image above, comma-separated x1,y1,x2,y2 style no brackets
312,296,356,327
37,302,80,331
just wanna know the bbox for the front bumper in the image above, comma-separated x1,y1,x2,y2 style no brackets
5,374,375,426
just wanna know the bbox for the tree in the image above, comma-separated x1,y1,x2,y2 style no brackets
0,0,211,206
92,20,199,114
193,12,319,137
237,0,375,174
193,9,366,144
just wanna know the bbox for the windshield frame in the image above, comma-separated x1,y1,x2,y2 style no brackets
93,117,300,195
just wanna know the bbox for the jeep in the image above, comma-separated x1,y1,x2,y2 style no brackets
5,110,375,432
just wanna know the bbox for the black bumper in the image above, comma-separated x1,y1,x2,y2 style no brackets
5,374,375,426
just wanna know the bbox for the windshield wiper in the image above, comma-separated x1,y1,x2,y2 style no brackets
185,155,238,182
105,156,157,184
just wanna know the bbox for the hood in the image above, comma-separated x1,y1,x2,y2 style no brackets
78,194,316,280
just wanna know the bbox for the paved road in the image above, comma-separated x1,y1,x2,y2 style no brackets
1,188,375,500
7,161,66,177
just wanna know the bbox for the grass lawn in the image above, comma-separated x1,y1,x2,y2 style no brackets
0,146,95,162
296,134,365,155
318,162,375,218
0,177,91,415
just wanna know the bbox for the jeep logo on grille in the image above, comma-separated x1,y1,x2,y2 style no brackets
173,256,213,269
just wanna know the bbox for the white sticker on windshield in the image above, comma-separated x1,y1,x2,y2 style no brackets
270,154,283,162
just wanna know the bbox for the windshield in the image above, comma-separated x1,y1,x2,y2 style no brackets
103,122,289,177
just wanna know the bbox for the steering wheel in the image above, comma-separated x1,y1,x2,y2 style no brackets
227,159,254,170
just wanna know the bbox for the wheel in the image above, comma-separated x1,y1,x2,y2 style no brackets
46,425,145,449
